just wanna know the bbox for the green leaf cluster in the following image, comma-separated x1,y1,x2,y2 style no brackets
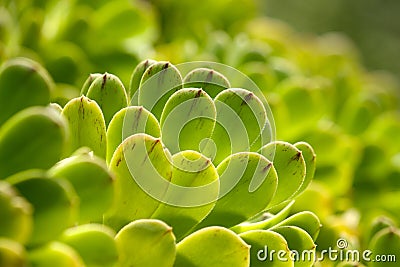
0,57,318,266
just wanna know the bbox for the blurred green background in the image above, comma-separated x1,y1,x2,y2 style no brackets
262,0,400,78
2,0,400,82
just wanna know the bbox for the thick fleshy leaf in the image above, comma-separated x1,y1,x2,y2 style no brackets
231,200,295,234
129,59,157,101
80,73,102,96
115,219,176,267
151,150,219,240
272,211,321,241
367,216,397,244
175,226,250,267
369,228,400,267
6,170,78,247
106,106,161,164
62,96,107,158
138,61,183,120
0,181,32,244
28,242,84,267
271,226,316,267
160,88,216,154
0,238,28,267
239,230,293,267
197,152,277,229
183,68,230,98
210,88,269,165
49,103,63,114
49,153,115,224
0,107,68,179
259,141,306,207
104,134,172,230
60,224,118,267
294,142,316,196
0,57,53,125
86,73,128,126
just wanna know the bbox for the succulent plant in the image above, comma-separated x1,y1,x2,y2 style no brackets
2,1,400,266
88,59,318,266
59,223,118,267
0,181,32,244
0,57,318,266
